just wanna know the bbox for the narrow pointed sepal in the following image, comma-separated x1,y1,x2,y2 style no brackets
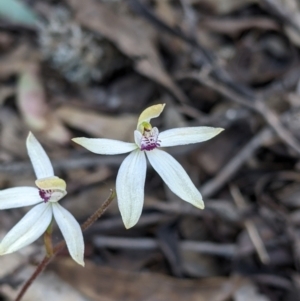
72,137,137,155
146,149,204,209
159,127,224,147
116,150,147,229
0,187,41,209
0,203,52,255
26,132,54,179
52,203,85,266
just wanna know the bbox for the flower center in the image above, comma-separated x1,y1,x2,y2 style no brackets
38,189,66,203
39,189,52,203
141,127,161,151
35,176,67,203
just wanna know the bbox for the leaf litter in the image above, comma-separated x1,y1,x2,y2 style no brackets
1,0,300,300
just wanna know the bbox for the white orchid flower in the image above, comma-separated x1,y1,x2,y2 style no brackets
0,133,84,266
73,104,223,229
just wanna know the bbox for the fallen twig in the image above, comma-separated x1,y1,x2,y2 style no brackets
177,72,300,156
230,185,270,264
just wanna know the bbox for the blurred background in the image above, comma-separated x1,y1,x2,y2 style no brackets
1,0,300,300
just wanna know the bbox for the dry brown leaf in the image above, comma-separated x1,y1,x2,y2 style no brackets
0,252,91,301
189,0,258,14
17,64,71,145
0,44,39,79
200,17,279,36
0,108,27,158
52,259,246,301
0,231,91,301
155,0,178,27
2,272,92,301
57,106,137,141
66,0,188,103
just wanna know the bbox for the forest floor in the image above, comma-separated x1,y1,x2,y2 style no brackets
1,0,300,300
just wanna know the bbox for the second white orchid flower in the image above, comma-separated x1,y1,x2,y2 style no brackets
73,104,223,229
0,133,84,266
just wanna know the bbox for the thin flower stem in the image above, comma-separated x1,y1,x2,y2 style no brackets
81,189,116,231
15,189,116,301
44,220,54,257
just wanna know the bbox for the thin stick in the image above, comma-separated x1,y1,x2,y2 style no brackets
93,236,236,258
230,185,270,264
177,72,300,156
200,127,273,198
15,189,116,301
262,0,300,35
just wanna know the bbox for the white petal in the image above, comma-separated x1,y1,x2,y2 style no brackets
0,187,41,209
116,150,147,229
26,132,54,179
159,127,224,147
52,203,84,266
0,203,52,255
72,137,138,155
146,149,204,209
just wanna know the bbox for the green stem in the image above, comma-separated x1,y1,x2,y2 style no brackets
43,220,53,257
15,189,116,301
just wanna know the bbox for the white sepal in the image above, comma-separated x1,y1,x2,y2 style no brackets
159,127,224,147
52,203,85,266
137,104,165,130
26,132,54,179
146,149,204,209
116,150,147,229
0,203,52,255
72,138,137,155
0,187,41,209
